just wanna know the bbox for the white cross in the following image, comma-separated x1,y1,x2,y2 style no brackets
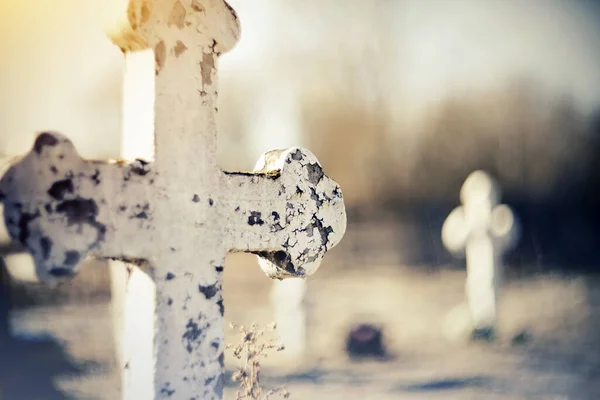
270,275,307,357
0,1,347,399
441,170,518,336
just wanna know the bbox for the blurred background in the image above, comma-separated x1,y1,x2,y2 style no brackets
1,0,600,399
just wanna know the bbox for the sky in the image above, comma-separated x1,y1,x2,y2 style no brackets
222,0,600,125
0,0,599,159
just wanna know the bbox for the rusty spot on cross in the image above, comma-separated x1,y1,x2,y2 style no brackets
191,0,205,13
174,40,188,58
126,0,152,30
168,0,187,29
201,53,214,85
154,40,167,75
140,2,151,26
127,1,139,29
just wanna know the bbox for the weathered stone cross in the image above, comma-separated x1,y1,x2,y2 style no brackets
0,1,347,398
442,170,518,338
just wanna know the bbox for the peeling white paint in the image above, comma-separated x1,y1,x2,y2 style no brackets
0,1,346,399
442,170,519,335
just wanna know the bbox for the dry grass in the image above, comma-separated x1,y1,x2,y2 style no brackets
300,78,599,207
227,322,290,400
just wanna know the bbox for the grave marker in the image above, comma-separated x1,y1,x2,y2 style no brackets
0,1,347,399
270,276,307,357
442,170,518,338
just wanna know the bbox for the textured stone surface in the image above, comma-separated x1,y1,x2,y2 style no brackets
0,134,345,283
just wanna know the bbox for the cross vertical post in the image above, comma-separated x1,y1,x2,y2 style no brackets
0,1,347,399
271,276,307,357
107,45,157,398
442,170,519,338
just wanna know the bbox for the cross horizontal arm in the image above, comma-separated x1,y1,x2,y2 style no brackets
219,148,346,279
441,205,469,255
0,133,348,284
0,132,157,283
442,204,519,257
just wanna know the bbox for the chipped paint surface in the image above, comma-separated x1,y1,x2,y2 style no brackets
441,170,519,332
0,135,345,282
0,1,346,399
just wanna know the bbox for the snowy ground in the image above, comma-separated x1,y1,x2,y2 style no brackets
2,252,600,399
